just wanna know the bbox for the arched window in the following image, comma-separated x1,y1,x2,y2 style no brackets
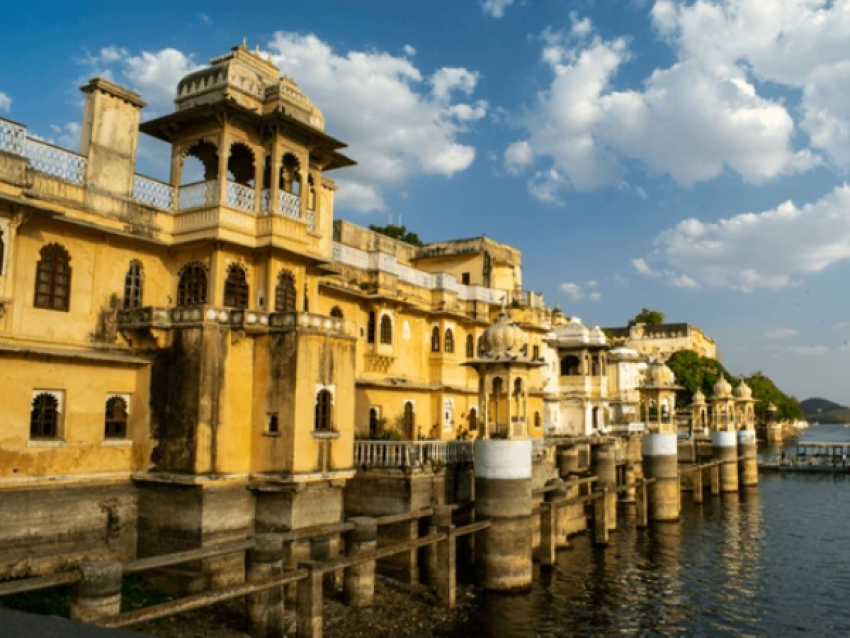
431,326,441,352
367,311,376,343
592,357,600,376
477,336,484,355
380,315,392,344
445,328,455,353
223,263,249,308
0,229,5,276
275,269,296,312
468,408,478,431
466,334,475,358
534,411,542,428
532,345,540,360
34,243,71,311
560,355,581,376
369,408,379,438
104,396,128,439
30,393,58,439
315,390,333,431
177,262,207,306
227,142,255,186
330,306,344,319
182,140,219,183
123,261,144,310
404,401,415,437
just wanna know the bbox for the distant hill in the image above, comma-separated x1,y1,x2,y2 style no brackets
801,397,850,424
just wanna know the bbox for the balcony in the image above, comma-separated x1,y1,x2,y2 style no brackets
354,440,474,469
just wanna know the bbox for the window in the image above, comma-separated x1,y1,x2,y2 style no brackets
477,336,484,355
177,262,207,306
461,272,470,285
223,264,249,309
403,401,415,436
532,345,540,360
468,408,477,431
315,390,333,431
123,261,144,310
431,326,441,352
367,311,376,343
380,315,392,344
267,413,279,434
466,334,475,358
275,269,296,312
561,355,581,376
30,393,59,439
0,228,4,276
104,396,128,439
330,306,344,319
445,328,455,353
34,244,71,311
534,412,542,428
369,408,379,438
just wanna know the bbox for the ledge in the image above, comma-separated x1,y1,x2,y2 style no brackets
0,341,150,365
26,439,67,448
311,431,341,440
101,439,133,447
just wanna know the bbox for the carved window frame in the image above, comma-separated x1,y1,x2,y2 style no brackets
30,390,64,440
34,243,71,312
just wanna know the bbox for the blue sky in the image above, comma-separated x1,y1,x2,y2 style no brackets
2,0,849,405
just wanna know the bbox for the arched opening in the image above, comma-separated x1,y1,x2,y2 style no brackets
445,328,455,353
380,315,393,344
367,311,376,343
514,378,525,421
532,345,540,360
177,262,207,306
477,335,484,355
534,411,542,428
468,408,478,432
227,142,255,186
105,396,128,439
592,406,600,430
330,306,344,319
223,263,249,309
466,334,474,358
591,356,600,376
431,326,441,352
0,228,5,276
30,393,59,439
123,260,144,310
404,401,415,439
369,408,379,438
490,377,505,434
281,153,302,196
275,269,296,313
34,243,71,311
560,355,581,376
307,174,316,211
181,140,219,184
314,390,333,432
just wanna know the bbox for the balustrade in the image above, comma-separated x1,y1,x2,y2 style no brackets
178,180,219,210
306,209,315,232
226,180,255,212
133,175,174,210
24,138,87,185
354,440,474,468
0,119,26,155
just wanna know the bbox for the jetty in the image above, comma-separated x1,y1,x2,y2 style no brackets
759,441,850,474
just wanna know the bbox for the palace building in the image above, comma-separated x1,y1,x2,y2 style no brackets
0,44,714,582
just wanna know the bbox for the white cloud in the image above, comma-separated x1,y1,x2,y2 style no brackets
403,44,417,57
589,291,602,302
587,280,598,288
765,328,799,340
634,184,850,291
504,140,534,174
772,345,828,356
612,273,630,287
124,49,198,114
269,32,485,212
670,274,699,288
48,122,81,150
560,282,601,302
482,0,515,18
0,92,10,112
199,13,212,25
506,6,843,202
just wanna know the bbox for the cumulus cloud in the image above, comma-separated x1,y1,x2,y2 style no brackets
560,282,601,302
504,140,534,174
765,328,799,340
633,184,850,291
403,44,416,57
482,0,515,18
0,92,10,112
268,32,486,211
505,4,846,202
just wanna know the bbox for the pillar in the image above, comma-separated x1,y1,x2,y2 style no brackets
713,431,739,493
620,462,637,516
343,517,377,608
246,534,284,638
69,561,123,623
642,433,680,521
433,505,456,608
296,563,323,638
738,430,758,488
590,442,617,530
557,446,585,536
474,439,533,591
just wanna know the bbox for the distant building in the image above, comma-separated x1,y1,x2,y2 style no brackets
603,322,717,362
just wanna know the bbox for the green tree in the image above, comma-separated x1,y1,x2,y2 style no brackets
368,223,423,246
745,372,804,422
635,308,665,325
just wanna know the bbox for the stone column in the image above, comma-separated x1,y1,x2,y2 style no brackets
738,430,758,488
590,442,617,530
246,534,284,638
474,439,533,591
343,517,377,608
713,430,739,493
620,461,637,516
642,433,680,521
69,561,123,623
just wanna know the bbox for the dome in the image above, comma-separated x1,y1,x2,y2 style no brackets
482,312,527,358
713,376,732,398
590,326,607,345
692,389,706,404
734,378,753,399
646,361,675,387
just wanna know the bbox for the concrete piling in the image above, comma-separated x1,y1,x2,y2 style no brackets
246,534,285,638
738,430,759,488
713,431,739,493
433,505,456,608
343,518,377,608
296,563,323,638
642,433,680,521
593,488,610,545
474,439,533,591
69,561,123,623
591,443,617,530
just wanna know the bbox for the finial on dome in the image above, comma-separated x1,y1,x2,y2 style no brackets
242,37,248,48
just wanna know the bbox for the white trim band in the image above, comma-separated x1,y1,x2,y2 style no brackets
474,439,532,479
713,431,737,447
737,430,756,444
642,433,677,457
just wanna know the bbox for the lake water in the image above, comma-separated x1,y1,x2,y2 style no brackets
453,424,850,636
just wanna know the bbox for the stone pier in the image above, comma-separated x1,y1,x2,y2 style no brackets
642,433,680,521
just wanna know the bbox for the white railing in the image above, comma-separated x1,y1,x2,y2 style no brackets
333,243,370,270
397,264,433,288
178,180,219,210
134,175,174,210
24,138,87,185
226,180,255,212
306,209,315,232
281,192,301,219
0,119,26,155
433,273,458,292
354,440,474,468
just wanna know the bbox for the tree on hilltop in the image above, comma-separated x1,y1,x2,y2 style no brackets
635,308,665,325
368,224,423,246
